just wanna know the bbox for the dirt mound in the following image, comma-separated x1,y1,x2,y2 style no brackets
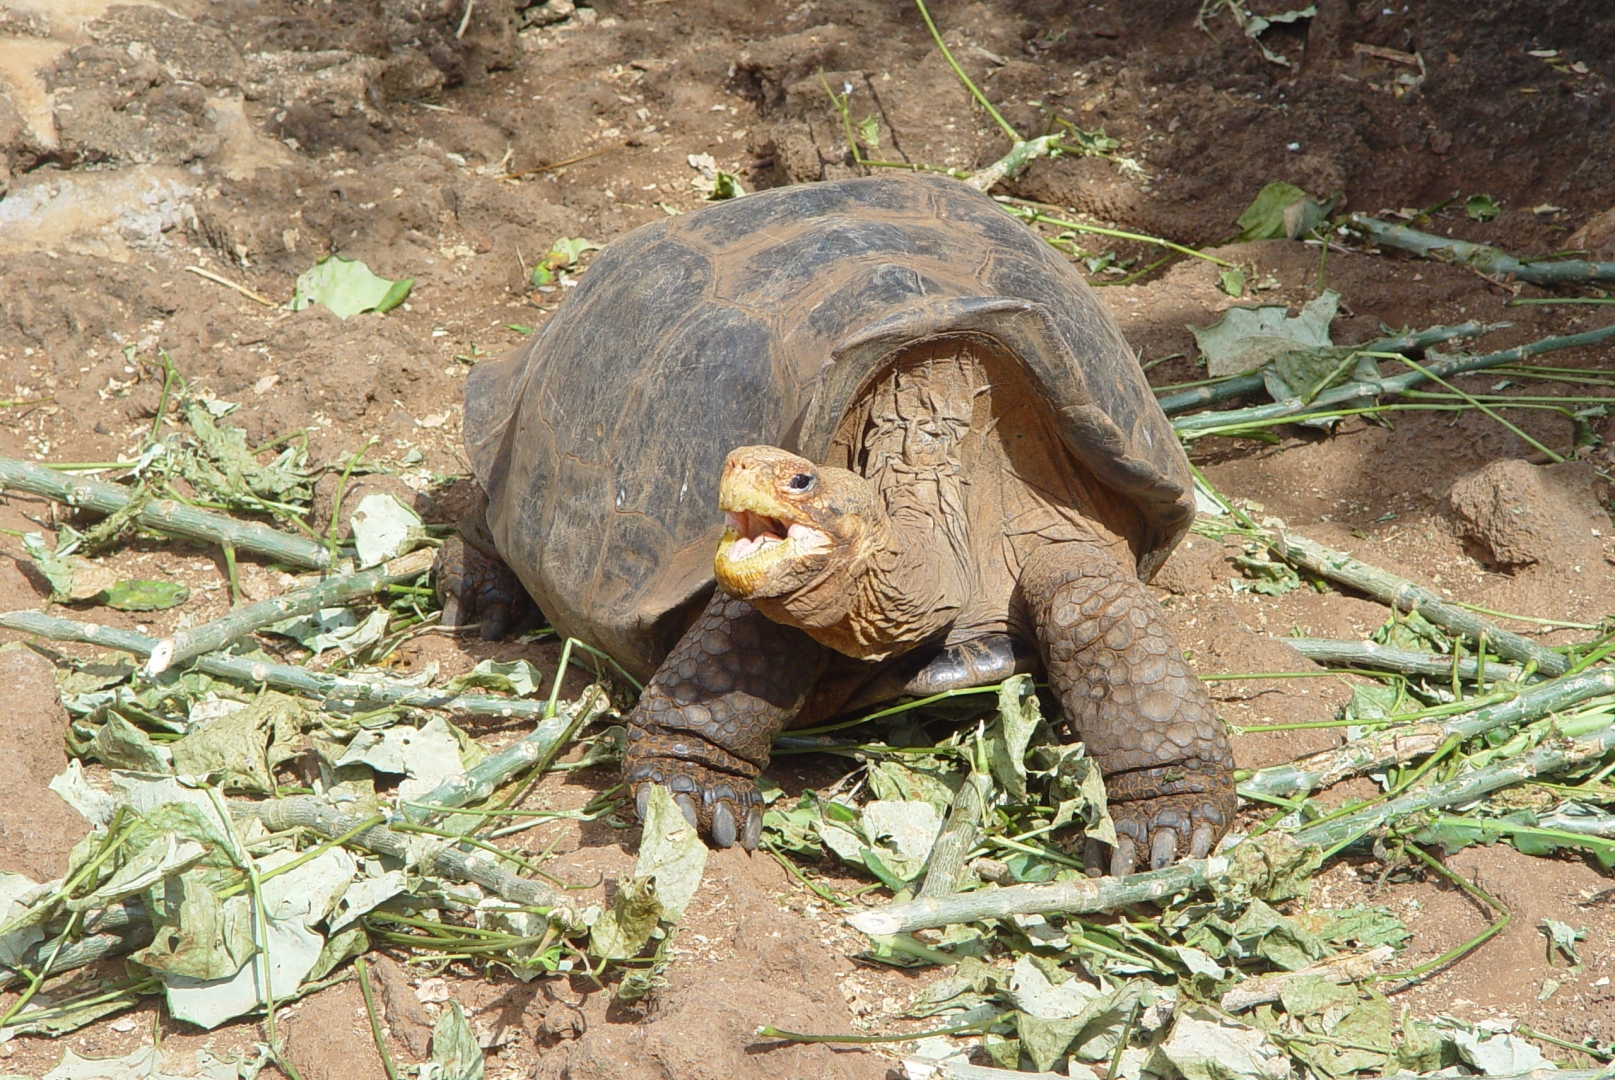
0,644,88,882
1449,459,1611,571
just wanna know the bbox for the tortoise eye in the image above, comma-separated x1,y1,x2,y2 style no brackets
787,472,815,492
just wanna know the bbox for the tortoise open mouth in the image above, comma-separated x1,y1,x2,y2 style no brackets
718,509,830,565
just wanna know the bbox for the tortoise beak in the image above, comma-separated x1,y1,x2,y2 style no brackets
714,447,832,595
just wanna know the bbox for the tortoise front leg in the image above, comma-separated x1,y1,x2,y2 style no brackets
1021,540,1236,875
624,592,829,849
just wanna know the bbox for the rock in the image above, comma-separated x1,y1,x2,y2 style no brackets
1448,458,1610,570
1569,205,1615,262
48,47,220,167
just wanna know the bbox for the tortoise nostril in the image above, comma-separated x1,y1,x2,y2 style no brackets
787,472,815,493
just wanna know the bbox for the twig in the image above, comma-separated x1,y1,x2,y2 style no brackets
1352,215,1615,285
1155,322,1494,415
1284,637,1524,682
144,548,434,675
964,135,1064,193
1170,323,1615,435
1263,531,1569,676
0,456,332,569
505,140,628,180
184,266,278,308
1239,669,1615,799
848,721,1615,934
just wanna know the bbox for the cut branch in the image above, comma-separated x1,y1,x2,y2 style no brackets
1171,323,1615,435
0,611,559,721
0,456,332,568
1266,533,1568,675
1353,214,1615,286
1284,636,1524,682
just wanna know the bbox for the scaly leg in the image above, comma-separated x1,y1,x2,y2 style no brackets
623,592,829,849
1021,540,1236,875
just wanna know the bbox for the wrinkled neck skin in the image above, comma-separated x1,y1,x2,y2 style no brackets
750,466,972,662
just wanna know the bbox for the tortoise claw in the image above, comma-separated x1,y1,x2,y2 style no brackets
625,757,765,851
710,802,738,849
1101,793,1231,877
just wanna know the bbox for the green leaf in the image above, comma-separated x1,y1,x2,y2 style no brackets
1188,290,1339,377
96,580,190,611
290,255,414,319
1218,267,1246,296
1214,831,1323,906
855,113,881,150
1297,904,1409,949
431,1000,486,1080
1466,194,1501,222
443,658,546,698
1236,181,1333,241
1047,751,1116,847
1232,553,1301,596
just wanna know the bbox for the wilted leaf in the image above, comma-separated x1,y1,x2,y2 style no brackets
443,658,546,698
590,874,662,960
431,1000,486,1080
1238,6,1317,67
1016,1011,1084,1073
290,255,413,319
863,799,944,878
96,580,190,611
22,531,80,600
38,1046,244,1080
855,113,881,150
1219,267,1246,296
1232,553,1300,596
1153,1004,1291,1080
1466,194,1501,222
132,868,257,981
0,871,45,968
268,605,391,656
634,782,708,921
1541,916,1586,967
66,834,206,913
530,237,600,286
1236,181,1333,240
1452,1027,1556,1075
987,674,1041,802
1048,751,1116,847
1188,290,1338,377
335,716,469,801
349,492,425,567
1214,831,1322,906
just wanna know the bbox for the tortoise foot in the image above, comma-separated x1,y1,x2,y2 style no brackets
435,534,534,640
624,737,764,851
1087,771,1234,876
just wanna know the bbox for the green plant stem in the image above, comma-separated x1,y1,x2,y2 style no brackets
912,0,1019,142
1384,352,1565,462
1170,323,1615,435
1018,210,1235,267
356,957,402,1080
1352,215,1615,285
1155,322,1492,414
0,456,332,568
758,1009,1012,1045
237,797,563,909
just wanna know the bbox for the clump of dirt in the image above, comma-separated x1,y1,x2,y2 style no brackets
2,0,1615,1076
1449,458,1613,570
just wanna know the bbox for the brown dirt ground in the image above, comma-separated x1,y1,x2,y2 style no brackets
1,0,1615,1076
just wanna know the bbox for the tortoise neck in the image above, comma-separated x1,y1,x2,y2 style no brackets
776,342,983,658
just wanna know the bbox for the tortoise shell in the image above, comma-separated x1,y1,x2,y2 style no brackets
463,173,1193,679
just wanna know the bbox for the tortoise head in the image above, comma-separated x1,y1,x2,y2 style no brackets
713,446,878,609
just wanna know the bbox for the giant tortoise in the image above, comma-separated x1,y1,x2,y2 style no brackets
443,173,1235,875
